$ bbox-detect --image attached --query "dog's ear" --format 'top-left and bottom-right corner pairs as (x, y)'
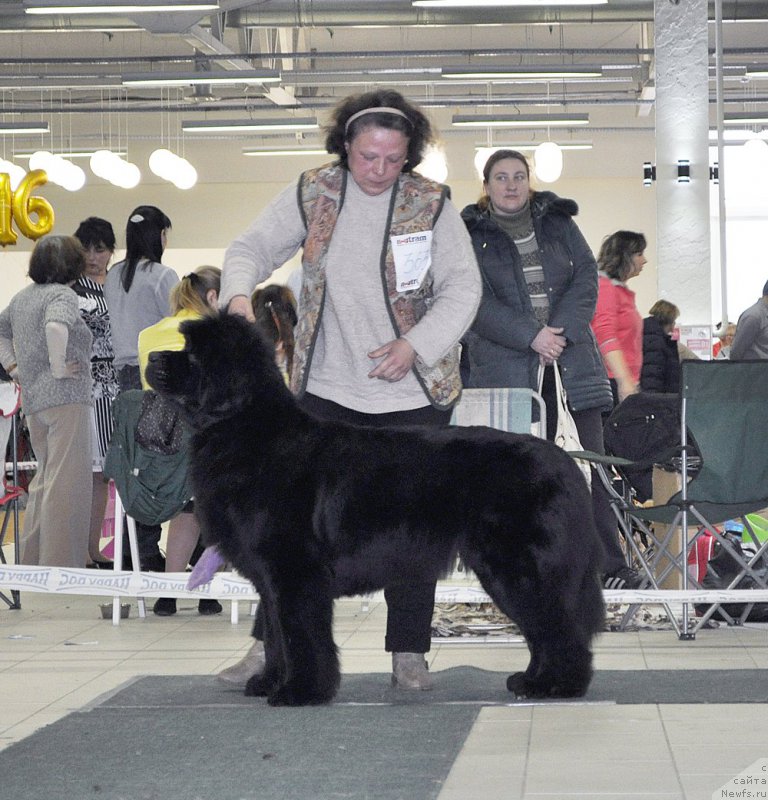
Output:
(166, 313), (296, 426)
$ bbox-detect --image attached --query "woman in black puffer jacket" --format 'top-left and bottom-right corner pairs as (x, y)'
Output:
(640, 299), (681, 394)
(461, 148), (640, 591)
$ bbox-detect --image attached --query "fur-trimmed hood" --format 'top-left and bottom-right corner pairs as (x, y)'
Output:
(461, 190), (579, 232)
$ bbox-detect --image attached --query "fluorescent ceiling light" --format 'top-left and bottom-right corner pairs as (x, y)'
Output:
(476, 142), (592, 151)
(15, 148), (126, 158)
(25, 0), (217, 13)
(182, 118), (319, 133)
(0, 121), (50, 135)
(0, 77), (119, 91)
(723, 112), (768, 125)
(442, 66), (602, 80)
(242, 147), (328, 157)
(413, 0), (606, 7)
(453, 113), (589, 128)
(281, 69), (442, 88)
(744, 66), (768, 78)
(122, 69), (280, 87)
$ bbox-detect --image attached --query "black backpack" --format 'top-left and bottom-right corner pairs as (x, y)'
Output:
(603, 392), (698, 502)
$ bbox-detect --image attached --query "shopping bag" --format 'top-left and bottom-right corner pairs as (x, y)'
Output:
(539, 363), (592, 489)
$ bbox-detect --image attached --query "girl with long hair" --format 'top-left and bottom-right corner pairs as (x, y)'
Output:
(138, 266), (223, 616)
(104, 205), (177, 571)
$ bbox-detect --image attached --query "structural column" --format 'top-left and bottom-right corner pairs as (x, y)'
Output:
(654, 0), (711, 325)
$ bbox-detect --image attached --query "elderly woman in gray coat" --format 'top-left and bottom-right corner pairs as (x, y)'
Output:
(461, 148), (640, 591)
(0, 235), (93, 567)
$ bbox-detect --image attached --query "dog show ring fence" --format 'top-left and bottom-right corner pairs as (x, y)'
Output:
(1, 485), (767, 627)
(4, 556), (768, 627)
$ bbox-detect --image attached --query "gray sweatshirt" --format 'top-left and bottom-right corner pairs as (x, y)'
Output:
(104, 258), (179, 369)
(221, 175), (481, 413)
(0, 283), (92, 415)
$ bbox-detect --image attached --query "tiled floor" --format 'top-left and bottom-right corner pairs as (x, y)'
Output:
(1, 591), (767, 800)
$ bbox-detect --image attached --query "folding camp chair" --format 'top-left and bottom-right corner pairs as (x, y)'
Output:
(1, 384), (23, 610)
(0, 477), (23, 610)
(576, 359), (768, 639)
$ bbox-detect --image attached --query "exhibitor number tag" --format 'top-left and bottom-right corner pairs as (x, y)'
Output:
(390, 230), (432, 292)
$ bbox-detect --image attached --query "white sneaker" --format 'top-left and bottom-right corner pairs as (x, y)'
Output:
(217, 640), (266, 686)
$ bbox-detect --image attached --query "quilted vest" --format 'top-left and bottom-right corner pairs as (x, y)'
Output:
(292, 163), (462, 409)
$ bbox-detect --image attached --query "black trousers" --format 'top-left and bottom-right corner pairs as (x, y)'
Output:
(251, 392), (451, 654)
(539, 366), (626, 573)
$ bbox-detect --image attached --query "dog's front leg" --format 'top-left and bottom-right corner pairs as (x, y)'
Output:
(263, 557), (340, 707)
(243, 604), (284, 698)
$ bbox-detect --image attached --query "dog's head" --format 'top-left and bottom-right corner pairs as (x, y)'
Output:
(146, 313), (291, 428)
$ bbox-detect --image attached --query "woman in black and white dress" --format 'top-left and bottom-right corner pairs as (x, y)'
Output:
(73, 217), (119, 567)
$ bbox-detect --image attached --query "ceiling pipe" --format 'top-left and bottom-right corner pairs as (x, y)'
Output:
(5, 92), (768, 116)
(180, 0), (768, 28)
(7, 44), (768, 69)
(5, 1), (768, 31)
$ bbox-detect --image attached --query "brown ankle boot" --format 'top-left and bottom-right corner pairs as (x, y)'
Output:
(217, 640), (266, 687)
(391, 652), (432, 690)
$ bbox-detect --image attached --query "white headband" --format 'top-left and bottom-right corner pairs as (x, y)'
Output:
(344, 106), (413, 134)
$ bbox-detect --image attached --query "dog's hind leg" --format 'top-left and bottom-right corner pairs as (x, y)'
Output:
(505, 612), (594, 699)
(470, 560), (598, 699)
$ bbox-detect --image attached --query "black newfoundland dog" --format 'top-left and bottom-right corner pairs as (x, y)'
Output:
(146, 314), (605, 706)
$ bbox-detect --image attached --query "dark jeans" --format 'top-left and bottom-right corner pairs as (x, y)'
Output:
(540, 366), (625, 574)
(117, 364), (163, 568)
(251, 392), (451, 654)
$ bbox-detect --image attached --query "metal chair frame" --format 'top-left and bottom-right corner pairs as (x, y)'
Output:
(1, 409), (24, 610)
(576, 359), (768, 639)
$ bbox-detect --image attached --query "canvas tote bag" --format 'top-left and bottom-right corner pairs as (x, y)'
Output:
(538, 363), (592, 490)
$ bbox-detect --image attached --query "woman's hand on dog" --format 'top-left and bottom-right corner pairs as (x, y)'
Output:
(367, 338), (416, 382)
(227, 294), (256, 322)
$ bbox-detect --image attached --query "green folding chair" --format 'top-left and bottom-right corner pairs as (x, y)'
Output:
(574, 359), (768, 638)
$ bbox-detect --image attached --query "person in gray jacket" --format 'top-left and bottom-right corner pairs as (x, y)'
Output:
(0, 235), (93, 567)
(461, 148), (641, 590)
(730, 279), (768, 361)
(220, 89), (481, 691)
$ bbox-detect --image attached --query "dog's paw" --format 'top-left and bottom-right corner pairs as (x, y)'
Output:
(267, 681), (335, 707)
(506, 671), (532, 698)
(506, 672), (589, 699)
(244, 674), (274, 697)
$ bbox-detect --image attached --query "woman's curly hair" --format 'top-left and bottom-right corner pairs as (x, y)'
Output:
(324, 89), (434, 172)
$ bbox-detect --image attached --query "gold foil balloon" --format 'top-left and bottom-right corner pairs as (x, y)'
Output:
(0, 172), (18, 246)
(13, 169), (54, 241)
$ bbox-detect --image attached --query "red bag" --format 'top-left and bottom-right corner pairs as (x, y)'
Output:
(99, 480), (117, 560)
(687, 529), (716, 583)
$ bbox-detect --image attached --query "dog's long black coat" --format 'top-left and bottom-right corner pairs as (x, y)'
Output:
(146, 314), (605, 706)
